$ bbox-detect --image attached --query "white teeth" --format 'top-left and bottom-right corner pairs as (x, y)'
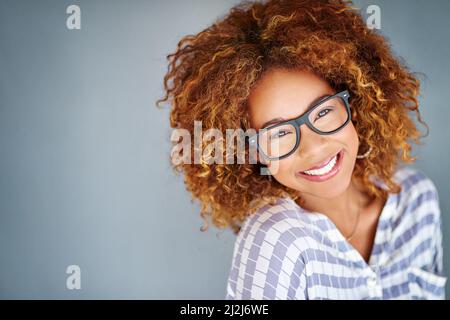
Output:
(303, 154), (338, 176)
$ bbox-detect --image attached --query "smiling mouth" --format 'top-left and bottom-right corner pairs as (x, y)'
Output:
(302, 149), (342, 172)
(296, 149), (344, 180)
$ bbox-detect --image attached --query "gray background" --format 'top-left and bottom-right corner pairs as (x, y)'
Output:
(0, 0), (448, 299)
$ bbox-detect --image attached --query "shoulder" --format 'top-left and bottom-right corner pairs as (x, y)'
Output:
(394, 166), (439, 197)
(237, 197), (319, 253)
(229, 196), (326, 277)
(389, 166), (441, 235)
(393, 166), (440, 210)
(226, 197), (312, 299)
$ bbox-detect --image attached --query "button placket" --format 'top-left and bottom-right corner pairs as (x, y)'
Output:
(366, 275), (377, 287)
(364, 266), (382, 298)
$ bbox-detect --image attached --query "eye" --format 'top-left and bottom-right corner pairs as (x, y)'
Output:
(271, 130), (292, 139)
(316, 108), (332, 120)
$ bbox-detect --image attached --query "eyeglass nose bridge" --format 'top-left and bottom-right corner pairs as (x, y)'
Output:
(288, 116), (316, 158)
(292, 114), (308, 127)
(290, 111), (321, 139)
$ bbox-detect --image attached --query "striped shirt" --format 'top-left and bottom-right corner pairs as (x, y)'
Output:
(225, 166), (446, 299)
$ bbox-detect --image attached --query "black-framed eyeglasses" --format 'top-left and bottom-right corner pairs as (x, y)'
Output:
(249, 90), (351, 161)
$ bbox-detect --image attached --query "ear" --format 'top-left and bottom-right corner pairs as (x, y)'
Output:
(351, 106), (358, 121)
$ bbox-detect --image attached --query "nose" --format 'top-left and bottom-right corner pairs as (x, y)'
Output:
(295, 123), (329, 158)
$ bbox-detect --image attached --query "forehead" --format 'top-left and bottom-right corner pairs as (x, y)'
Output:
(248, 68), (334, 129)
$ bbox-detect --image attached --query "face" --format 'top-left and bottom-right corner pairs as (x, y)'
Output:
(248, 68), (359, 199)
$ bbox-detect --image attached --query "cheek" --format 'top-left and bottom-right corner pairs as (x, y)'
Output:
(344, 123), (359, 154)
(327, 124), (359, 182)
(269, 157), (295, 178)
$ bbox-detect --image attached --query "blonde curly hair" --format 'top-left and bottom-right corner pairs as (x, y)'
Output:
(156, 0), (429, 235)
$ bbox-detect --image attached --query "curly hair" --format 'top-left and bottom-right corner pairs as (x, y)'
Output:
(156, 0), (429, 235)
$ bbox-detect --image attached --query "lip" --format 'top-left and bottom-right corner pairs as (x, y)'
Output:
(296, 149), (344, 182)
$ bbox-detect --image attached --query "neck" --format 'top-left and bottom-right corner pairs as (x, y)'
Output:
(298, 177), (370, 233)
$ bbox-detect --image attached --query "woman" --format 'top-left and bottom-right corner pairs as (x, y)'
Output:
(157, 0), (446, 299)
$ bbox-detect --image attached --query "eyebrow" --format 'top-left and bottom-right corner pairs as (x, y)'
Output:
(260, 93), (333, 129)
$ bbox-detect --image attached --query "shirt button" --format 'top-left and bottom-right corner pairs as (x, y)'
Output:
(367, 276), (377, 287)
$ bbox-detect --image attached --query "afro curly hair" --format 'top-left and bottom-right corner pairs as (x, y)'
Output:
(156, 0), (429, 235)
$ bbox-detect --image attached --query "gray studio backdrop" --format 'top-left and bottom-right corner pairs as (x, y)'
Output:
(0, 0), (449, 299)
